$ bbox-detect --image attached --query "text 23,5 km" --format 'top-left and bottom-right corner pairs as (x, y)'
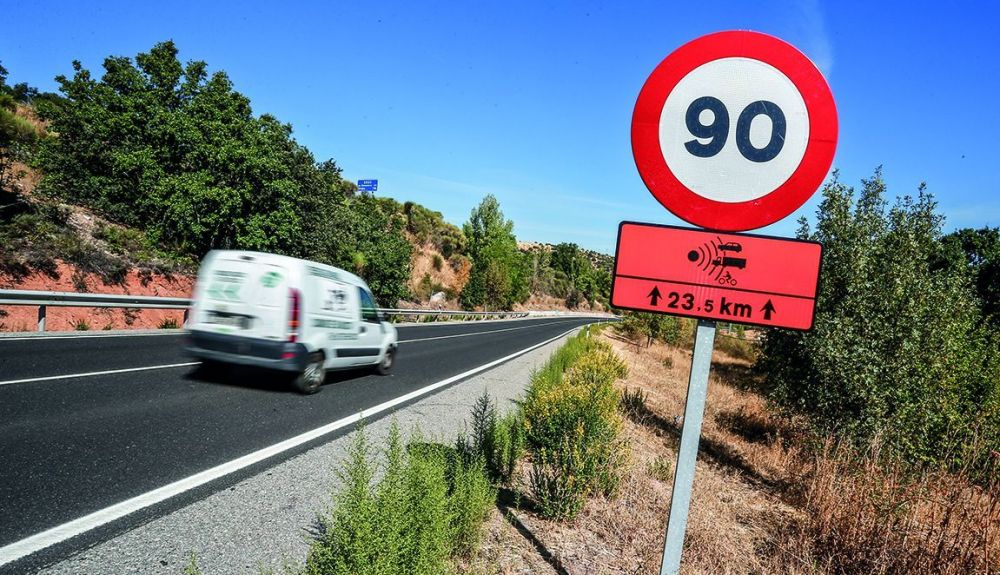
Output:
(651, 288), (758, 319)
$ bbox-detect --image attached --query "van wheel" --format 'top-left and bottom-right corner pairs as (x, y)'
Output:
(294, 352), (326, 394)
(376, 347), (395, 375)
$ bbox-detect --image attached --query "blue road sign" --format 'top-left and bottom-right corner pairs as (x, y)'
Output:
(357, 179), (378, 192)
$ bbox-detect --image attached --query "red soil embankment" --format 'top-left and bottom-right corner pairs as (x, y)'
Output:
(0, 262), (194, 332)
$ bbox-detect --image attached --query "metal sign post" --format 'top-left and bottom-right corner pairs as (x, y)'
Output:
(659, 320), (716, 575)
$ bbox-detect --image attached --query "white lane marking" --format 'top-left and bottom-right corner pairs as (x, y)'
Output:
(398, 319), (568, 343)
(0, 332), (184, 342)
(0, 363), (199, 387)
(0, 325), (587, 567)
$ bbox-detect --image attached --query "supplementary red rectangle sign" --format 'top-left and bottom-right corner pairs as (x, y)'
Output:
(611, 222), (822, 330)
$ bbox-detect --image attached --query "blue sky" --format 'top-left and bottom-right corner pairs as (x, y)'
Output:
(2, 1), (997, 254)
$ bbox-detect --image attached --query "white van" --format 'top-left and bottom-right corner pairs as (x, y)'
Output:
(184, 250), (398, 394)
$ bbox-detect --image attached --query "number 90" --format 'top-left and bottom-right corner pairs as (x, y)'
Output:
(684, 97), (786, 163)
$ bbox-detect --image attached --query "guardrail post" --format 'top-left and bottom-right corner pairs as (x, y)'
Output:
(183, 308), (189, 327)
(37, 305), (46, 332)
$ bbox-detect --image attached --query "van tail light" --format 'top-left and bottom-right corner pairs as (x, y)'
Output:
(288, 288), (301, 342)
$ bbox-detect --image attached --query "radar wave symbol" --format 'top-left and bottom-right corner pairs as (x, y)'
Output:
(686, 237), (725, 278)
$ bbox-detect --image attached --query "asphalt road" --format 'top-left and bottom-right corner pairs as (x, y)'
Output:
(0, 316), (596, 570)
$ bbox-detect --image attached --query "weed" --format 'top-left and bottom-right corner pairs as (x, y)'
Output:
(71, 269), (88, 292)
(122, 307), (140, 326)
(647, 456), (673, 482)
(456, 392), (525, 485)
(306, 421), (498, 575)
(70, 317), (90, 331)
(182, 552), (202, 575)
(102, 322), (114, 331)
(662, 356), (674, 369)
(620, 387), (649, 421)
(159, 317), (180, 329)
(432, 253), (444, 271)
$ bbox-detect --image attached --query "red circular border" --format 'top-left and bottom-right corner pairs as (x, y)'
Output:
(631, 31), (838, 231)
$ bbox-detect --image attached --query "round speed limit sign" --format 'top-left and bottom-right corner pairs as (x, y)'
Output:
(632, 31), (837, 231)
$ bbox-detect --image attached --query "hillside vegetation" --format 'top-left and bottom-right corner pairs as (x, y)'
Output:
(0, 43), (613, 311)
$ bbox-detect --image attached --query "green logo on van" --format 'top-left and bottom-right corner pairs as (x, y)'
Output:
(260, 271), (283, 288)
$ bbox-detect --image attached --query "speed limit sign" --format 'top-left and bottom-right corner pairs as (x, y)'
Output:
(631, 30), (837, 231)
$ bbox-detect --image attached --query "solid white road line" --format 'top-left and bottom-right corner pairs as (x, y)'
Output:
(0, 331), (184, 342)
(0, 363), (200, 387)
(0, 325), (586, 567)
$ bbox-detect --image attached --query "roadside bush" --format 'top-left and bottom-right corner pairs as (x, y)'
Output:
(158, 317), (179, 329)
(758, 170), (1000, 475)
(522, 331), (629, 519)
(529, 436), (589, 520)
(615, 312), (683, 348)
(714, 333), (758, 362)
(456, 392), (525, 485)
(305, 422), (497, 575)
(446, 456), (495, 557)
(431, 253), (443, 271)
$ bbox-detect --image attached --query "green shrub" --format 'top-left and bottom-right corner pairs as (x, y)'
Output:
(529, 437), (588, 520)
(306, 422), (497, 574)
(70, 317), (90, 331)
(714, 333), (758, 362)
(158, 317), (179, 329)
(522, 332), (629, 519)
(447, 456), (495, 557)
(456, 392), (526, 485)
(431, 253), (444, 271)
(616, 312), (683, 347)
(647, 456), (673, 482)
(758, 170), (1000, 475)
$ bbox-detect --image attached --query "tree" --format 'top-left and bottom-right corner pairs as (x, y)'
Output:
(309, 196), (412, 306)
(0, 93), (38, 194)
(460, 195), (527, 310)
(934, 227), (1000, 325)
(34, 41), (315, 256)
(757, 169), (1000, 473)
(28, 41), (414, 303)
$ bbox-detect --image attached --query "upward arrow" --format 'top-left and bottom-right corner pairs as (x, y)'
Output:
(648, 286), (662, 307)
(761, 299), (776, 320)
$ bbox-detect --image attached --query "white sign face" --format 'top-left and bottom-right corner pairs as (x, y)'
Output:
(658, 57), (809, 203)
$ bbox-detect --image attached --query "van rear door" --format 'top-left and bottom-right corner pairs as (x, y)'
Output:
(197, 255), (290, 341)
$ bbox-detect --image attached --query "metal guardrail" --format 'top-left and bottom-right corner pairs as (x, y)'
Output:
(379, 309), (528, 322)
(0, 289), (530, 332)
(0, 289), (192, 332)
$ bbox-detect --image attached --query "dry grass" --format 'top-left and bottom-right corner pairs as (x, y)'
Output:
(465, 331), (999, 574)
(799, 440), (998, 575)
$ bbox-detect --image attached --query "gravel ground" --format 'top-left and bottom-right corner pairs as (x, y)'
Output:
(36, 329), (580, 575)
